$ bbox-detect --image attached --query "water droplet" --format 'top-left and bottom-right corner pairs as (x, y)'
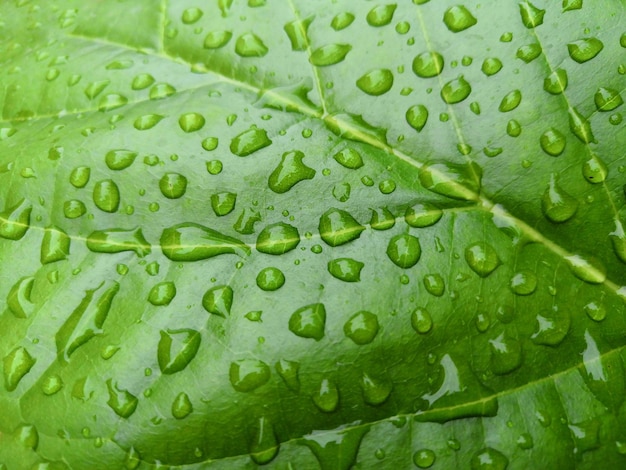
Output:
(105, 149), (137, 171)
(568, 38), (604, 63)
(498, 90), (522, 112)
(235, 33), (268, 57)
(98, 93), (128, 112)
(366, 4), (396, 26)
(289, 303), (326, 340)
(148, 282), (176, 306)
(443, 5), (477, 32)
(255, 222), (300, 255)
(160, 222), (249, 260)
(489, 332), (522, 374)
(441, 76), (471, 104)
(3, 346), (35, 391)
(563, 0), (583, 11)
(516, 43), (542, 62)
(423, 273), (445, 296)
(331, 12), (355, 31)
(149, 83), (176, 100)
(582, 156), (608, 183)
(396, 21), (410, 34)
(275, 359), (300, 391)
(565, 254), (606, 284)
(41, 226), (70, 264)
(106, 379), (138, 418)
(319, 208), (365, 246)
(344, 311), (379, 345)
(569, 419), (601, 454)
(204, 30), (232, 48)
(178, 113), (205, 133)
(481, 58), (502, 76)
(230, 359), (270, 392)
(92, 179), (120, 213)
(182, 7), (203, 24)
(541, 174), (578, 223)
(69, 166), (90, 188)
(405, 104), (428, 132)
(506, 119), (522, 137)
(313, 378), (339, 412)
(158, 328), (201, 374)
(465, 242), (500, 277)
(569, 107), (596, 143)
(531, 309), (570, 346)
(361, 372), (392, 406)
(87, 227), (151, 257)
(370, 207), (395, 230)
(133, 114), (164, 130)
(413, 449), (436, 468)
(42, 374), (63, 395)
(249, 416), (279, 464)
(412, 51), (444, 78)
(539, 128), (566, 156)
(404, 202), (442, 227)
(210, 192), (237, 216)
(542, 68), (568, 95)
(131, 73), (154, 90)
(171, 392), (193, 420)
(519, 1), (545, 28)
(157, 173), (187, 199)
(84, 80), (109, 99)
(284, 16), (312, 51)
(202, 285), (233, 317)
(7, 277), (34, 318)
(584, 301), (606, 322)
(268, 150), (315, 193)
(256, 267), (285, 291)
(63, 199), (86, 219)
(386, 234), (421, 268)
(594, 87), (623, 111)
(411, 308), (433, 334)
(303, 422), (369, 469)
(234, 207), (262, 234)
(230, 126), (272, 156)
(419, 161), (482, 200)
(328, 258), (364, 282)
(356, 68), (394, 96)
(0, 199), (31, 240)
(378, 179), (396, 194)
(333, 148), (363, 169)
(471, 447), (509, 470)
(310, 43), (351, 66)
(510, 270), (537, 295)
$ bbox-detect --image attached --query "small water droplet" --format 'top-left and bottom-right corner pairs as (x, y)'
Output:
(333, 148), (363, 169)
(405, 202), (443, 228)
(149, 83), (176, 100)
(42, 374), (63, 395)
(516, 43), (542, 62)
(105, 149), (137, 170)
(361, 372), (392, 405)
(256, 267), (285, 291)
(235, 33), (268, 57)
(369, 207), (395, 230)
(443, 5), (477, 32)
(230, 126), (272, 156)
(489, 332), (522, 374)
(543, 68), (568, 94)
(327, 258), (364, 282)
(289, 303), (326, 340)
(171, 391), (193, 419)
(366, 4), (396, 27)
(423, 273), (445, 296)
(178, 112), (205, 133)
(182, 7), (203, 24)
(133, 114), (164, 130)
(481, 58), (503, 76)
(256, 222), (300, 254)
(406, 104), (428, 132)
(344, 311), (379, 345)
(506, 119), (522, 137)
(93, 179), (120, 212)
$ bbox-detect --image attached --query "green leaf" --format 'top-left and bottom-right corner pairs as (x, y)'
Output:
(0, 1), (625, 468)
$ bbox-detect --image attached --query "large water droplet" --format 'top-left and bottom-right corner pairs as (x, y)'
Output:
(584, 301), (606, 322)
(98, 94), (128, 112)
(594, 87), (623, 111)
(328, 258), (364, 282)
(319, 208), (365, 246)
(531, 309), (570, 346)
(105, 149), (137, 170)
(412, 52), (444, 78)
(333, 148), (363, 169)
(133, 114), (164, 131)
(289, 303), (326, 340)
(202, 285), (233, 317)
(69, 166), (90, 187)
(370, 207), (395, 230)
(160, 223), (249, 260)
(310, 44), (351, 66)
(489, 332), (522, 374)
(362, 372), (392, 405)
(516, 43), (542, 63)
(256, 222), (300, 254)
(87, 228), (151, 257)
(411, 308), (433, 334)
(230, 126), (272, 156)
(303, 422), (369, 470)
(182, 7), (203, 24)
(568, 38), (604, 63)
(313, 378), (339, 412)
(158, 328), (201, 374)
(470, 447), (509, 470)
(543, 69), (568, 94)
(565, 254), (606, 284)
(405, 202), (442, 227)
(582, 156), (608, 183)
(64, 199), (86, 219)
(424, 273), (445, 296)
(235, 33), (268, 57)
(55, 281), (120, 361)
(510, 270), (537, 295)
(131, 73), (154, 90)
(269, 150), (315, 193)
(178, 113), (205, 133)
(419, 161), (482, 200)
(249, 416), (279, 464)
(256, 267), (285, 291)
(610, 219), (626, 264)
(386, 234), (421, 268)
(230, 359), (271, 392)
(41, 226), (70, 264)
(284, 16), (313, 51)
(276, 359), (300, 392)
(465, 242), (500, 277)
(481, 58), (503, 76)
(15, 423), (39, 450)
(541, 174), (578, 223)
(441, 76), (471, 104)
(148, 282), (176, 306)
(498, 90), (522, 112)
(413, 449), (436, 468)
(211, 192), (237, 216)
(106, 379), (138, 418)
(356, 69), (394, 96)
(366, 4), (396, 26)
(204, 30), (232, 49)
(540, 128), (566, 156)
(158, 173), (187, 199)
(344, 311), (379, 345)
(0, 199), (31, 240)
(3, 346), (36, 391)
(171, 392), (193, 419)
(7, 277), (34, 318)
(568, 107), (596, 143)
(93, 179), (120, 212)
(443, 5), (477, 32)
(331, 12), (355, 31)
(406, 104), (428, 132)
(149, 83), (176, 100)
(519, 1), (545, 28)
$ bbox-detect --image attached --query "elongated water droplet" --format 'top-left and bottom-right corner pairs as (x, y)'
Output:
(276, 359), (300, 391)
(149, 83), (176, 100)
(367, 4), (396, 26)
(204, 30), (232, 48)
(98, 94), (128, 112)
(568, 38), (604, 63)
(284, 16), (312, 51)
(55, 281), (120, 361)
(0, 199), (31, 240)
(87, 228), (151, 257)
(269, 150), (315, 193)
(84, 80), (109, 99)
(481, 58), (502, 76)
(499, 90), (522, 112)
(328, 258), (364, 282)
(411, 308), (433, 334)
(542, 174), (578, 223)
(333, 148), (363, 169)
(148, 282), (176, 306)
(230, 126), (272, 156)
(582, 156), (608, 183)
(565, 254), (606, 284)
(344, 311), (379, 345)
(235, 33), (268, 57)
(419, 161), (482, 200)
(106, 379), (138, 418)
(405, 202), (442, 227)
(540, 128), (566, 156)
(3, 346), (35, 391)
(160, 222), (249, 260)
(610, 219), (626, 264)
(158, 328), (201, 374)
(230, 359), (270, 392)
(331, 12), (355, 31)
(423, 274), (445, 296)
(250, 416), (279, 464)
(289, 303), (326, 340)
(370, 207), (395, 230)
(387, 233), (421, 268)
(443, 5), (477, 32)
(362, 372), (392, 405)
(406, 105), (428, 132)
(256, 222), (300, 254)
(310, 44), (351, 66)
(594, 87), (623, 111)
(313, 378), (339, 412)
(202, 285), (233, 317)
(471, 448), (509, 470)
(93, 180), (120, 212)
(569, 107), (596, 143)
(182, 7), (203, 24)
(41, 226), (70, 264)
(133, 114), (164, 130)
(543, 69), (568, 94)
(584, 301), (606, 322)
(319, 208), (365, 246)
(465, 242), (500, 277)
(412, 52), (444, 78)
(171, 392), (193, 419)
(531, 309), (570, 346)
(105, 149), (137, 170)
(7, 277), (34, 318)
(519, 1), (545, 28)
(356, 69), (394, 96)
(441, 76), (471, 104)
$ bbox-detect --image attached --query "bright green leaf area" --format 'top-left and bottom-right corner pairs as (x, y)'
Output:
(1, 0), (625, 468)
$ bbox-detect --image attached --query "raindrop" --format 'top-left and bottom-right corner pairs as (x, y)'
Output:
(481, 58), (502, 76)
(412, 51), (444, 78)
(386, 234), (421, 268)
(543, 69), (568, 94)
(256, 267), (285, 291)
(276, 359), (300, 392)
(235, 33), (268, 57)
(519, 1), (545, 28)
(69, 166), (90, 187)
(178, 113), (205, 133)
(87, 228), (151, 257)
(405, 202), (442, 227)
(160, 222), (249, 260)
(443, 5), (477, 32)
(594, 87), (623, 111)
(540, 128), (566, 156)
(230, 359), (271, 392)
(516, 43), (542, 62)
(331, 12), (355, 31)
(423, 274), (445, 296)
(256, 222), (300, 254)
(230, 126), (272, 156)
(569, 107), (596, 143)
(319, 208), (365, 246)
(541, 174), (578, 223)
(284, 17), (312, 51)
(93, 180), (120, 212)
(133, 114), (164, 130)
(269, 151), (315, 193)
(366, 4), (397, 27)
(411, 308), (433, 334)
(204, 30), (232, 48)
(499, 90), (522, 112)
(406, 105), (428, 132)
(531, 309), (570, 346)
(328, 258), (364, 282)
(413, 449), (436, 468)
(361, 372), (392, 405)
(313, 378), (339, 412)
(568, 38), (604, 63)
(211, 192), (237, 216)
(343, 311), (379, 345)
(105, 149), (137, 170)
(106, 380), (138, 418)
(333, 148), (363, 169)
(419, 160), (482, 200)
(40, 226), (70, 264)
(0, 199), (32, 240)
(289, 303), (326, 340)
(202, 285), (233, 317)
(565, 254), (606, 284)
(171, 392), (193, 419)
(370, 207), (395, 230)
(356, 69), (394, 96)
(3, 346), (36, 391)
(310, 44), (351, 66)
(510, 270), (537, 295)
(148, 282), (176, 306)
(582, 156), (608, 183)
(465, 242), (500, 277)
(158, 329), (201, 374)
